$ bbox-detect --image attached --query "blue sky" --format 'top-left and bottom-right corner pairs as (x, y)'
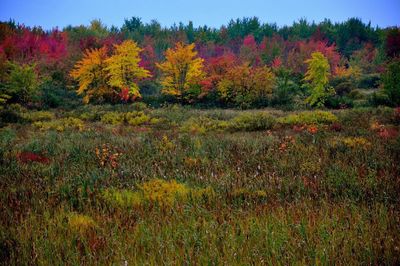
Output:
(0, 0), (399, 29)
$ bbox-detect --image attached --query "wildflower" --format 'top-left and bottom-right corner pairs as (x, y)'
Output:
(95, 144), (122, 169)
(307, 125), (318, 134)
(158, 135), (175, 152)
(279, 136), (295, 152)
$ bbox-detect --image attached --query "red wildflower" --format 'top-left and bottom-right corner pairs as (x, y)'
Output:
(271, 57), (282, 69)
(307, 125), (318, 134)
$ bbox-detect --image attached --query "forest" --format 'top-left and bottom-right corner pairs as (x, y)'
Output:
(0, 16), (400, 265)
(0, 17), (399, 110)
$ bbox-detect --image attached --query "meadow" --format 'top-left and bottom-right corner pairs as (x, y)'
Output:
(1, 104), (399, 265)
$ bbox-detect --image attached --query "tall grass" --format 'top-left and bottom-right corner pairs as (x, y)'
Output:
(0, 105), (399, 264)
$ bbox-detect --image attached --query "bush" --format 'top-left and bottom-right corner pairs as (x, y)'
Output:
(227, 112), (275, 131)
(0, 104), (26, 124)
(357, 74), (380, 89)
(33, 117), (84, 131)
(368, 90), (391, 106)
(100, 112), (125, 125)
(102, 179), (214, 208)
(21, 111), (54, 122)
(277, 110), (338, 125)
(325, 95), (354, 109)
(38, 79), (80, 109)
(125, 111), (150, 126)
(2, 62), (40, 105)
(382, 60), (400, 106)
(100, 111), (152, 126)
(330, 76), (356, 96)
(180, 116), (227, 134)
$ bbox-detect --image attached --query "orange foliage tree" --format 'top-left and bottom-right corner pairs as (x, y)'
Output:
(70, 46), (109, 103)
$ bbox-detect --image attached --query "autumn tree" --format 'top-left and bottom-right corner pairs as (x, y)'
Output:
(200, 52), (237, 97)
(157, 42), (205, 101)
(239, 35), (260, 66)
(70, 46), (109, 103)
(303, 52), (334, 107)
(105, 40), (151, 100)
(217, 63), (275, 107)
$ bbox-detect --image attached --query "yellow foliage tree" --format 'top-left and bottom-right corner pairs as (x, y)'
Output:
(70, 46), (109, 103)
(156, 42), (204, 100)
(105, 40), (151, 99)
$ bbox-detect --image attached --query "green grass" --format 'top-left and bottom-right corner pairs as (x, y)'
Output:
(0, 105), (399, 265)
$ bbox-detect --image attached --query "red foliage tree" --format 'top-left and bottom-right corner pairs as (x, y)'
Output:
(200, 52), (237, 96)
(239, 34), (260, 65)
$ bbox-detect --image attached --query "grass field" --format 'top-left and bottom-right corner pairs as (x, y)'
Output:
(1, 104), (399, 265)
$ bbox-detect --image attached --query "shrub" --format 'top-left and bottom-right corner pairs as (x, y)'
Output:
(180, 116), (227, 134)
(368, 90), (391, 106)
(100, 112), (125, 125)
(329, 136), (371, 150)
(102, 189), (142, 208)
(0, 103), (26, 124)
(325, 95), (354, 109)
(357, 74), (380, 89)
(230, 188), (268, 203)
(102, 179), (215, 208)
(21, 111), (54, 122)
(125, 111), (150, 126)
(227, 112), (275, 131)
(382, 60), (400, 106)
(100, 111), (152, 126)
(67, 213), (98, 235)
(277, 110), (338, 125)
(2, 62), (40, 104)
(324, 166), (361, 200)
(33, 117), (84, 131)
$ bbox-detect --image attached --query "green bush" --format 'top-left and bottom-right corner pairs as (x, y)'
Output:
(180, 116), (227, 134)
(100, 110), (152, 126)
(2, 62), (40, 104)
(227, 112), (275, 131)
(125, 111), (150, 126)
(33, 117), (84, 131)
(382, 60), (400, 106)
(368, 90), (391, 106)
(357, 74), (380, 89)
(100, 112), (125, 125)
(21, 111), (55, 122)
(277, 110), (338, 125)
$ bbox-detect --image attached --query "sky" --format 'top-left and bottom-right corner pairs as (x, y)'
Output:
(0, 0), (399, 30)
